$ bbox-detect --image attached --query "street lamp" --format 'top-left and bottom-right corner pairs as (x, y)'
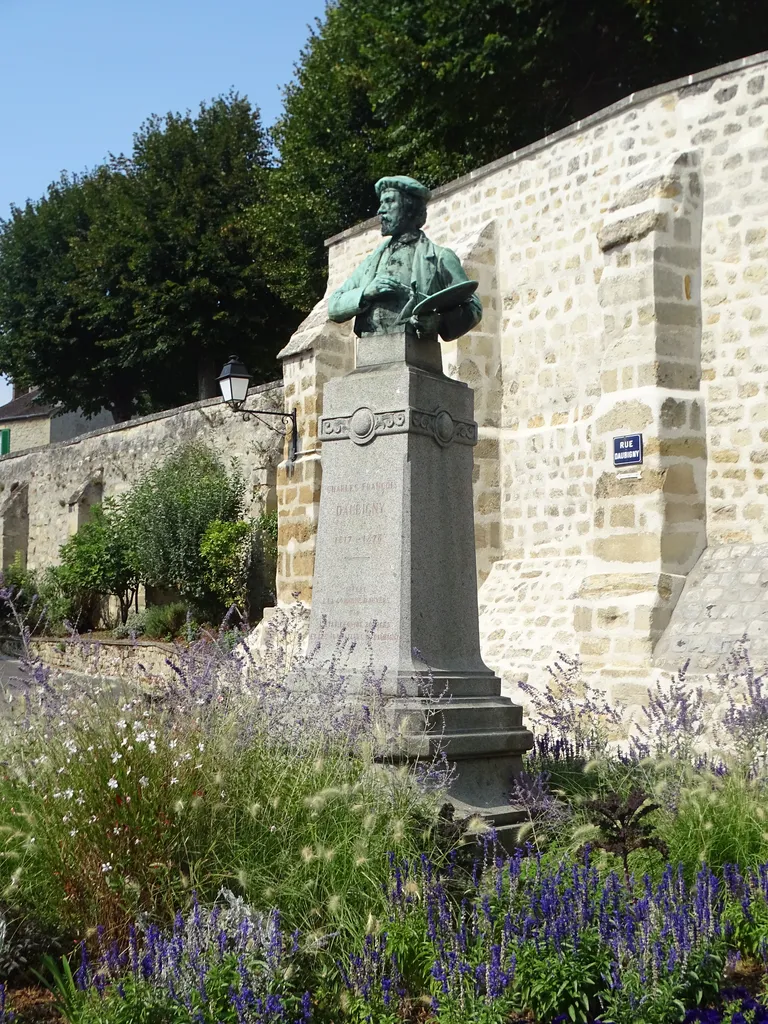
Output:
(217, 354), (298, 464)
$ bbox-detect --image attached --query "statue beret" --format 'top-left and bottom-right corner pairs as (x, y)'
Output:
(374, 175), (431, 202)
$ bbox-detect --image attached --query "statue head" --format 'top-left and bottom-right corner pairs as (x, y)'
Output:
(374, 176), (431, 237)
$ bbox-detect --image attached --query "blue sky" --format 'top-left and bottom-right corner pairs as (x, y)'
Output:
(0, 0), (326, 405)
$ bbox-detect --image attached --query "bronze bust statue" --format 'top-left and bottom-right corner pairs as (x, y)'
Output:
(328, 175), (482, 343)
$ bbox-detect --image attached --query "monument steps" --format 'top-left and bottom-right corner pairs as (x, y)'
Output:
(389, 696), (526, 733)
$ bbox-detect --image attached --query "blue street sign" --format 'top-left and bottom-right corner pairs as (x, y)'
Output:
(613, 433), (643, 467)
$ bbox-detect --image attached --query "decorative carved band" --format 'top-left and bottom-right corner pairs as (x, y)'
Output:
(319, 406), (477, 447)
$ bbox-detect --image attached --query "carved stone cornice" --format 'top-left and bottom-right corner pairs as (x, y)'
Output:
(319, 406), (477, 447)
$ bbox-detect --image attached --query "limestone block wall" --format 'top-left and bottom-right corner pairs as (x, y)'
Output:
(276, 50), (768, 703)
(0, 383), (283, 574)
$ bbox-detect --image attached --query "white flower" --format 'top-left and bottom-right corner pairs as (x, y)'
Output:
(69, 829), (78, 837)
(107, 778), (118, 790)
(148, 741), (156, 754)
(116, 720), (127, 730)
(101, 862), (112, 873)
(139, 776), (149, 787)
(170, 777), (178, 785)
(111, 752), (122, 763)
(197, 743), (205, 752)
(134, 731), (148, 744)
(169, 739), (177, 750)
(64, 788), (73, 800)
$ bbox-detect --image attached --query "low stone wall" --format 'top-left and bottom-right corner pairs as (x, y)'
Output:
(32, 637), (179, 685)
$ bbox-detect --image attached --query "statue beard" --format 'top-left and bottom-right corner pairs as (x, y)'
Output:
(381, 213), (418, 237)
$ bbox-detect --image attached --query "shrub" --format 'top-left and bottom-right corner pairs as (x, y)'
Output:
(659, 769), (768, 879)
(111, 609), (146, 640)
(56, 501), (139, 627)
(255, 507), (278, 563)
(121, 442), (245, 611)
(518, 652), (624, 758)
(0, 556), (76, 636)
(199, 518), (253, 615)
(143, 601), (194, 640)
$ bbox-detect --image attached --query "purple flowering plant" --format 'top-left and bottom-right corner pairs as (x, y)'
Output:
(335, 841), (768, 1024)
(50, 889), (312, 1024)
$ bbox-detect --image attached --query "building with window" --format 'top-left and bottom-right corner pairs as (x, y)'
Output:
(0, 388), (113, 455)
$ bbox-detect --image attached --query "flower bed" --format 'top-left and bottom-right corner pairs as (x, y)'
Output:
(0, 602), (768, 1022)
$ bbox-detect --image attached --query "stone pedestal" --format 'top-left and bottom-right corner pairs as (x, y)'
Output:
(308, 329), (533, 838)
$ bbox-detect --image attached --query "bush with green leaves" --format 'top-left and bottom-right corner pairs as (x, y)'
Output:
(142, 601), (195, 641)
(199, 519), (253, 615)
(111, 609), (146, 640)
(56, 501), (138, 627)
(121, 443), (245, 614)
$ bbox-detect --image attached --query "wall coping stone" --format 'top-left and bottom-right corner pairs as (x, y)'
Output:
(0, 380), (283, 465)
(324, 48), (768, 247)
(33, 637), (176, 653)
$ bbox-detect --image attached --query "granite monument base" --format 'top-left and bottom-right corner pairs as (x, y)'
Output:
(307, 330), (533, 841)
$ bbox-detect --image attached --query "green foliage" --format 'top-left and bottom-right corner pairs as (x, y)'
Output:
(255, 508), (278, 563)
(0, 678), (445, 946)
(143, 602), (195, 641)
(0, 93), (297, 417)
(122, 442), (246, 609)
(0, 553), (40, 627)
(112, 609), (147, 639)
(199, 519), (253, 613)
(659, 769), (768, 880)
(120, 92), (298, 400)
(266, 0), (768, 310)
(0, 555), (76, 636)
(56, 502), (138, 626)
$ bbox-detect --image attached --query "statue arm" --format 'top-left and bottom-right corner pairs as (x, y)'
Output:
(327, 252), (377, 324)
(435, 247), (483, 342)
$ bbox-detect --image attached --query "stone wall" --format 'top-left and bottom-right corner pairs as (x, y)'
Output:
(277, 50), (768, 710)
(0, 382), (284, 572)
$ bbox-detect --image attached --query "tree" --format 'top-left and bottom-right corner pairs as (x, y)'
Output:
(121, 442), (246, 610)
(0, 170), (154, 423)
(265, 0), (768, 309)
(56, 501), (139, 625)
(0, 93), (298, 418)
(125, 92), (297, 399)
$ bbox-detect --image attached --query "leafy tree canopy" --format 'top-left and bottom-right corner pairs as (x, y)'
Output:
(0, 93), (298, 421)
(264, 0), (768, 309)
